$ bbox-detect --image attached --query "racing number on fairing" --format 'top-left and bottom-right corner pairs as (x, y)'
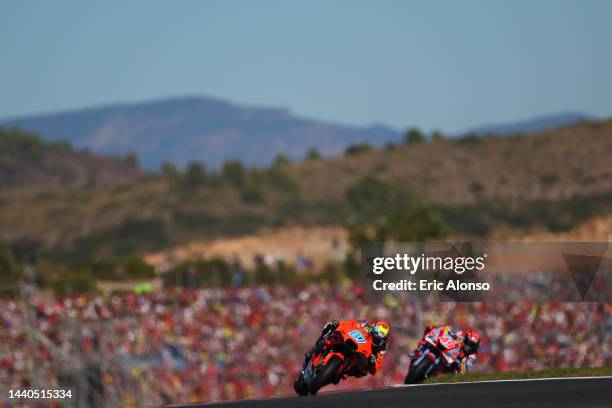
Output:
(349, 329), (366, 344)
(439, 336), (455, 349)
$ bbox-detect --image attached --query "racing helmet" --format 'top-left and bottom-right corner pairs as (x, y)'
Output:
(462, 328), (481, 354)
(371, 321), (390, 347)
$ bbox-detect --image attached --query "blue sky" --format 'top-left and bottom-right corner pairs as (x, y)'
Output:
(1, 0), (611, 132)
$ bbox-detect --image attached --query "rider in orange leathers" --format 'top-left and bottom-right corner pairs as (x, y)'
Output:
(304, 319), (390, 376)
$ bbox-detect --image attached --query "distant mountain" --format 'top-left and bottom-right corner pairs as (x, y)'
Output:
(465, 112), (593, 136)
(1, 96), (403, 169)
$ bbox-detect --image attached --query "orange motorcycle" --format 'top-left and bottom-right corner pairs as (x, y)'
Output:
(294, 321), (373, 395)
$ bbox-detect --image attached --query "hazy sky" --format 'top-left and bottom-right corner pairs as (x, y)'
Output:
(1, 0), (611, 132)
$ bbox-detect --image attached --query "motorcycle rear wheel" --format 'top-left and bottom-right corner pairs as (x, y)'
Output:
(310, 355), (343, 395)
(405, 358), (434, 384)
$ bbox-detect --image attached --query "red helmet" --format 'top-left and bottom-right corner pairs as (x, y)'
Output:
(463, 328), (481, 354)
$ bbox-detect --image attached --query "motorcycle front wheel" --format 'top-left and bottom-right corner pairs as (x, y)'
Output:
(309, 355), (343, 395)
(404, 358), (434, 384)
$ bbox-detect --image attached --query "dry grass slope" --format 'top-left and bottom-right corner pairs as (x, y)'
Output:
(294, 120), (612, 206)
(1, 119), (611, 258)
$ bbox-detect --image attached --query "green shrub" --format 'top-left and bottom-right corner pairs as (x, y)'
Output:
(240, 184), (265, 204)
(0, 242), (18, 282)
(36, 261), (95, 296)
(161, 161), (179, 178)
(59, 218), (170, 262)
(163, 257), (232, 288)
(306, 148), (322, 161)
(222, 160), (246, 187)
(265, 165), (300, 193)
(179, 161), (207, 189)
(0, 128), (47, 161)
(88, 257), (154, 280)
(404, 127), (425, 144)
(273, 154), (291, 166)
(345, 175), (447, 246)
(431, 130), (444, 142)
(345, 143), (373, 155)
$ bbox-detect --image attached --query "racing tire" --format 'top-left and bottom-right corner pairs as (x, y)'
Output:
(404, 358), (434, 384)
(293, 377), (308, 396)
(310, 355), (343, 395)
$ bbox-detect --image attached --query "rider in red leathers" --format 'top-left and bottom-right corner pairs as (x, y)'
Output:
(410, 325), (481, 374)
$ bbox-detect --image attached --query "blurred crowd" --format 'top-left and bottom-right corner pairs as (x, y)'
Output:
(1, 282), (610, 406)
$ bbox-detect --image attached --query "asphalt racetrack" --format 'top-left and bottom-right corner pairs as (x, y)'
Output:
(177, 377), (612, 408)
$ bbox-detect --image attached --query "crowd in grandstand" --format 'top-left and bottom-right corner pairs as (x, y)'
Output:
(1, 278), (610, 406)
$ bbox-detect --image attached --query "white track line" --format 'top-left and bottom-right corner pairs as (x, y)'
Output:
(390, 375), (612, 388)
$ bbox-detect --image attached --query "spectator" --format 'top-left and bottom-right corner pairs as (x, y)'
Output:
(0, 281), (610, 405)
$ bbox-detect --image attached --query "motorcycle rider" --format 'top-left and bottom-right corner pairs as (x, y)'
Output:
(457, 328), (481, 373)
(410, 325), (481, 374)
(304, 319), (390, 376)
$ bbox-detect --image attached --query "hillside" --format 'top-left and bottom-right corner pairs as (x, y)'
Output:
(0, 96), (402, 169)
(0, 128), (146, 195)
(0, 119), (610, 260)
(293, 119), (612, 205)
(465, 112), (592, 135)
(145, 213), (612, 272)
(145, 226), (348, 271)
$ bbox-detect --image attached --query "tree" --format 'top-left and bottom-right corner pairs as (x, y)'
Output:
(161, 160), (179, 178)
(0, 242), (16, 280)
(266, 165), (300, 194)
(273, 153), (291, 166)
(345, 176), (446, 246)
(50, 140), (72, 153)
(404, 127), (424, 144)
(240, 184), (265, 204)
(222, 159), (246, 187)
(0, 242), (21, 297)
(117, 257), (155, 278)
(431, 129), (444, 142)
(204, 169), (224, 187)
(344, 142), (372, 155)
(306, 147), (322, 161)
(181, 161), (206, 189)
(0, 128), (45, 161)
(125, 151), (139, 167)
(264, 155), (299, 193)
(458, 132), (481, 145)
